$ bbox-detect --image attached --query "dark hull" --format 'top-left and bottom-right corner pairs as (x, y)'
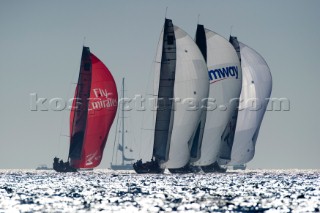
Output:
(53, 166), (77, 173)
(53, 158), (77, 173)
(201, 162), (227, 173)
(133, 161), (164, 174)
(169, 164), (202, 174)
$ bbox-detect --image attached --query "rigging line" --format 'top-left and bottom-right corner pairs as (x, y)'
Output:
(139, 41), (160, 160)
(57, 44), (90, 161)
(83, 36), (86, 47)
(123, 79), (138, 162)
(197, 14), (200, 25)
(67, 46), (86, 161)
(165, 7), (168, 18)
(56, 110), (64, 157)
(56, 66), (79, 160)
(230, 25), (233, 37)
(138, 18), (165, 160)
(115, 119), (121, 164)
(121, 78), (125, 166)
(111, 93), (121, 165)
(127, 109), (136, 161)
(116, 78), (126, 165)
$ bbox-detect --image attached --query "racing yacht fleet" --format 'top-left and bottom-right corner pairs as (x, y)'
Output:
(133, 18), (272, 173)
(53, 18), (271, 173)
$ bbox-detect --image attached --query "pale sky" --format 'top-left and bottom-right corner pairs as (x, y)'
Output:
(0, 0), (319, 169)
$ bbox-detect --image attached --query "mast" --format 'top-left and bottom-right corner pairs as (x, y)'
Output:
(229, 36), (241, 63)
(121, 77), (125, 165)
(195, 24), (207, 62)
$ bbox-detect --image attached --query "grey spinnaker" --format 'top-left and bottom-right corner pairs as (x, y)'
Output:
(222, 38), (272, 165)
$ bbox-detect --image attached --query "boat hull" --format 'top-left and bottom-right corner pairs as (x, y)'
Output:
(168, 164), (201, 174)
(133, 160), (164, 174)
(201, 162), (227, 173)
(53, 164), (77, 173)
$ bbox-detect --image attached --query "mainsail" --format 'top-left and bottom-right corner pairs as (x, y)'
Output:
(69, 47), (118, 169)
(223, 37), (272, 165)
(192, 25), (242, 168)
(152, 19), (176, 162)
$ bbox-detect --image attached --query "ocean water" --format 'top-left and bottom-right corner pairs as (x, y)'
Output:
(0, 169), (319, 212)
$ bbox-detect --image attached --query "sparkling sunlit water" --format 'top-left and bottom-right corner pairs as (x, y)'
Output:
(0, 169), (319, 212)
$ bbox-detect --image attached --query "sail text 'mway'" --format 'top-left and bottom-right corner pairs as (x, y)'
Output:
(208, 66), (239, 82)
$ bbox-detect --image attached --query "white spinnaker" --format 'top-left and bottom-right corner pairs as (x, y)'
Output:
(163, 26), (209, 168)
(228, 42), (272, 165)
(192, 29), (242, 166)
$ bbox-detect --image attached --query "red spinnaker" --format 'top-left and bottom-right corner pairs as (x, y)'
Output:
(69, 47), (118, 168)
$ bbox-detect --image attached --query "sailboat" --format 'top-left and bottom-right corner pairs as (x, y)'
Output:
(133, 18), (209, 174)
(218, 36), (272, 166)
(110, 78), (135, 170)
(53, 46), (118, 172)
(191, 24), (242, 172)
